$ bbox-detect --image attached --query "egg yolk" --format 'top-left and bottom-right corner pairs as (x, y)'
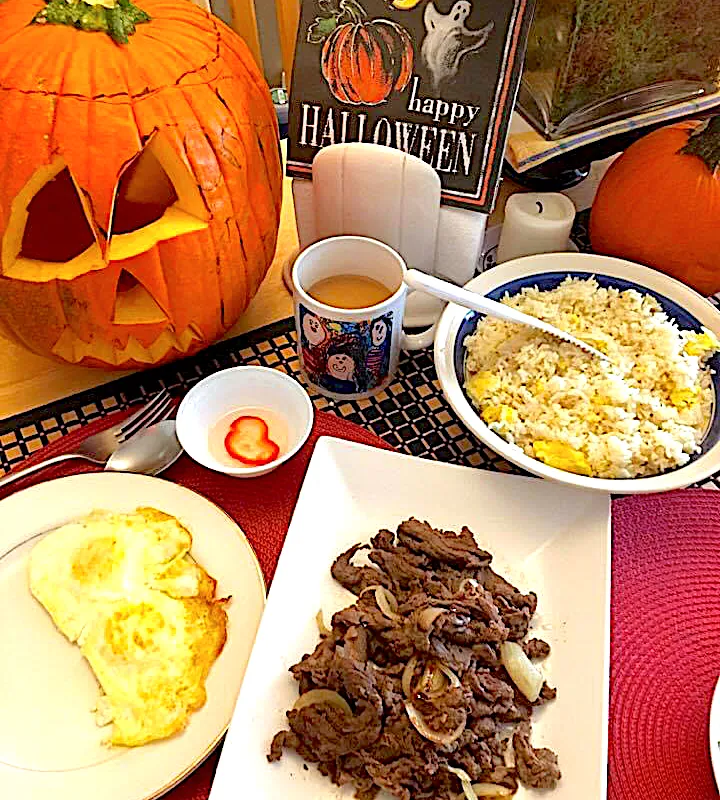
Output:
(684, 330), (720, 357)
(532, 379), (547, 395)
(669, 387), (699, 408)
(467, 371), (500, 401)
(580, 337), (609, 354)
(482, 404), (518, 425)
(532, 440), (593, 476)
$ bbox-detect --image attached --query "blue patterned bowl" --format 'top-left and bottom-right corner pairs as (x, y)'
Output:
(434, 253), (720, 493)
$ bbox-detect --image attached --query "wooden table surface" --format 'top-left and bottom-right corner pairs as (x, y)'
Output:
(0, 149), (516, 421)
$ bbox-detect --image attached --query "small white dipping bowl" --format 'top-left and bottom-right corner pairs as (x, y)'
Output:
(176, 366), (314, 478)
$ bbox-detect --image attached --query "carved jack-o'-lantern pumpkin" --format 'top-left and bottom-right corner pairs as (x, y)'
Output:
(0, 0), (282, 369)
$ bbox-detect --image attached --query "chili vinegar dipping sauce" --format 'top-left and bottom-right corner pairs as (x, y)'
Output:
(208, 407), (289, 469)
(175, 365), (314, 478)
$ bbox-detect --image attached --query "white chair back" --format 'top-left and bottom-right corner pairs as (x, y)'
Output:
(311, 143), (441, 278)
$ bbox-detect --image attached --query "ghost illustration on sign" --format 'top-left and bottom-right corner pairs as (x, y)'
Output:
(422, 1), (495, 91)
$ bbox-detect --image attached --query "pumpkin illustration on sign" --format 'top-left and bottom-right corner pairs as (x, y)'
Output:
(0, 0), (282, 370)
(308, 0), (414, 105)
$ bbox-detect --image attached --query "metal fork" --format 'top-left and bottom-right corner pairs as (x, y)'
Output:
(0, 389), (174, 490)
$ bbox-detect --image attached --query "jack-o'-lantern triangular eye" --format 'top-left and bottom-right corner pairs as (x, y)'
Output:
(107, 132), (209, 262)
(1, 159), (105, 281)
(22, 168), (96, 263)
(111, 151), (179, 235)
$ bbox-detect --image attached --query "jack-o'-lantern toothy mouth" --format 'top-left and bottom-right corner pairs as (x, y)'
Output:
(51, 324), (201, 366)
(0, 131), (210, 281)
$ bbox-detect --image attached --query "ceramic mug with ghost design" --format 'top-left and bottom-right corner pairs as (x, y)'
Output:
(292, 235), (436, 400)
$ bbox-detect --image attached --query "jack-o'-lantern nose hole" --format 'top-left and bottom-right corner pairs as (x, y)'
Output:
(111, 148), (179, 235)
(20, 168), (95, 263)
(113, 269), (168, 325)
(117, 270), (140, 293)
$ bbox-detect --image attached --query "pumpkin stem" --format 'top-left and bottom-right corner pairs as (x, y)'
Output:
(339, 0), (367, 23)
(680, 116), (720, 175)
(307, 0), (367, 44)
(33, 0), (150, 45)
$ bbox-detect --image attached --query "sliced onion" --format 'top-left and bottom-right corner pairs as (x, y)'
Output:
(449, 769), (514, 800)
(375, 586), (400, 620)
(447, 766), (477, 800)
(359, 585), (401, 620)
(359, 584), (382, 598)
(470, 784), (513, 797)
(458, 578), (479, 593)
(293, 689), (351, 717)
(438, 663), (462, 688)
(500, 641), (543, 702)
(404, 700), (466, 746)
(417, 607), (445, 631)
(447, 766), (473, 783)
(404, 657), (459, 699)
(502, 729), (516, 768)
(316, 610), (330, 637)
(414, 660), (448, 698)
(427, 664), (448, 696)
(402, 655), (418, 697)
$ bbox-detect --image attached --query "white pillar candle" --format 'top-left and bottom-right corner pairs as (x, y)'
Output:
(496, 192), (576, 264)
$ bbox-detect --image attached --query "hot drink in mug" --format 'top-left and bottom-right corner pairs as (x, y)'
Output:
(291, 236), (435, 400)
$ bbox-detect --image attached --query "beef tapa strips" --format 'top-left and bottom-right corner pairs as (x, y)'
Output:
(269, 519), (561, 799)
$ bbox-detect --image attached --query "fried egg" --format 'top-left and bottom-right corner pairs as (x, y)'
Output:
(532, 440), (593, 476)
(29, 507), (227, 747)
(684, 329), (720, 357)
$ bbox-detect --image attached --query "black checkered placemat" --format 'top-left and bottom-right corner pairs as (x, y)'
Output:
(3, 317), (719, 489)
(2, 211), (719, 489)
(0, 319), (522, 477)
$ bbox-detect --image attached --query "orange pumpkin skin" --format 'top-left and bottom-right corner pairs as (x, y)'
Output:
(0, 0), (282, 369)
(590, 120), (720, 297)
(321, 20), (413, 106)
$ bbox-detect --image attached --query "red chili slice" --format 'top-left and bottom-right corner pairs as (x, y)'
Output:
(224, 416), (280, 466)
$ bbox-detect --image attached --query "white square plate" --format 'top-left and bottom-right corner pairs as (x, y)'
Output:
(209, 437), (611, 799)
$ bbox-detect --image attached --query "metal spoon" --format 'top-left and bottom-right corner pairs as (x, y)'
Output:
(105, 420), (183, 476)
(405, 268), (611, 363)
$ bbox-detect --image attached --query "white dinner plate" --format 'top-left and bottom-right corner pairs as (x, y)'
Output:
(0, 472), (265, 800)
(208, 437), (611, 800)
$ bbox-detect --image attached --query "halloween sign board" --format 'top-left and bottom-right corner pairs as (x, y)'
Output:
(287, 0), (536, 213)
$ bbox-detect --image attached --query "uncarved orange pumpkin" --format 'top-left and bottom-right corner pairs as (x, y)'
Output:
(590, 117), (720, 297)
(0, 0), (282, 369)
(321, 19), (413, 105)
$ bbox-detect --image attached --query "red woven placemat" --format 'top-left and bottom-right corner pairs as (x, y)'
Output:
(1, 408), (391, 800)
(610, 490), (720, 800)
(4, 409), (720, 799)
